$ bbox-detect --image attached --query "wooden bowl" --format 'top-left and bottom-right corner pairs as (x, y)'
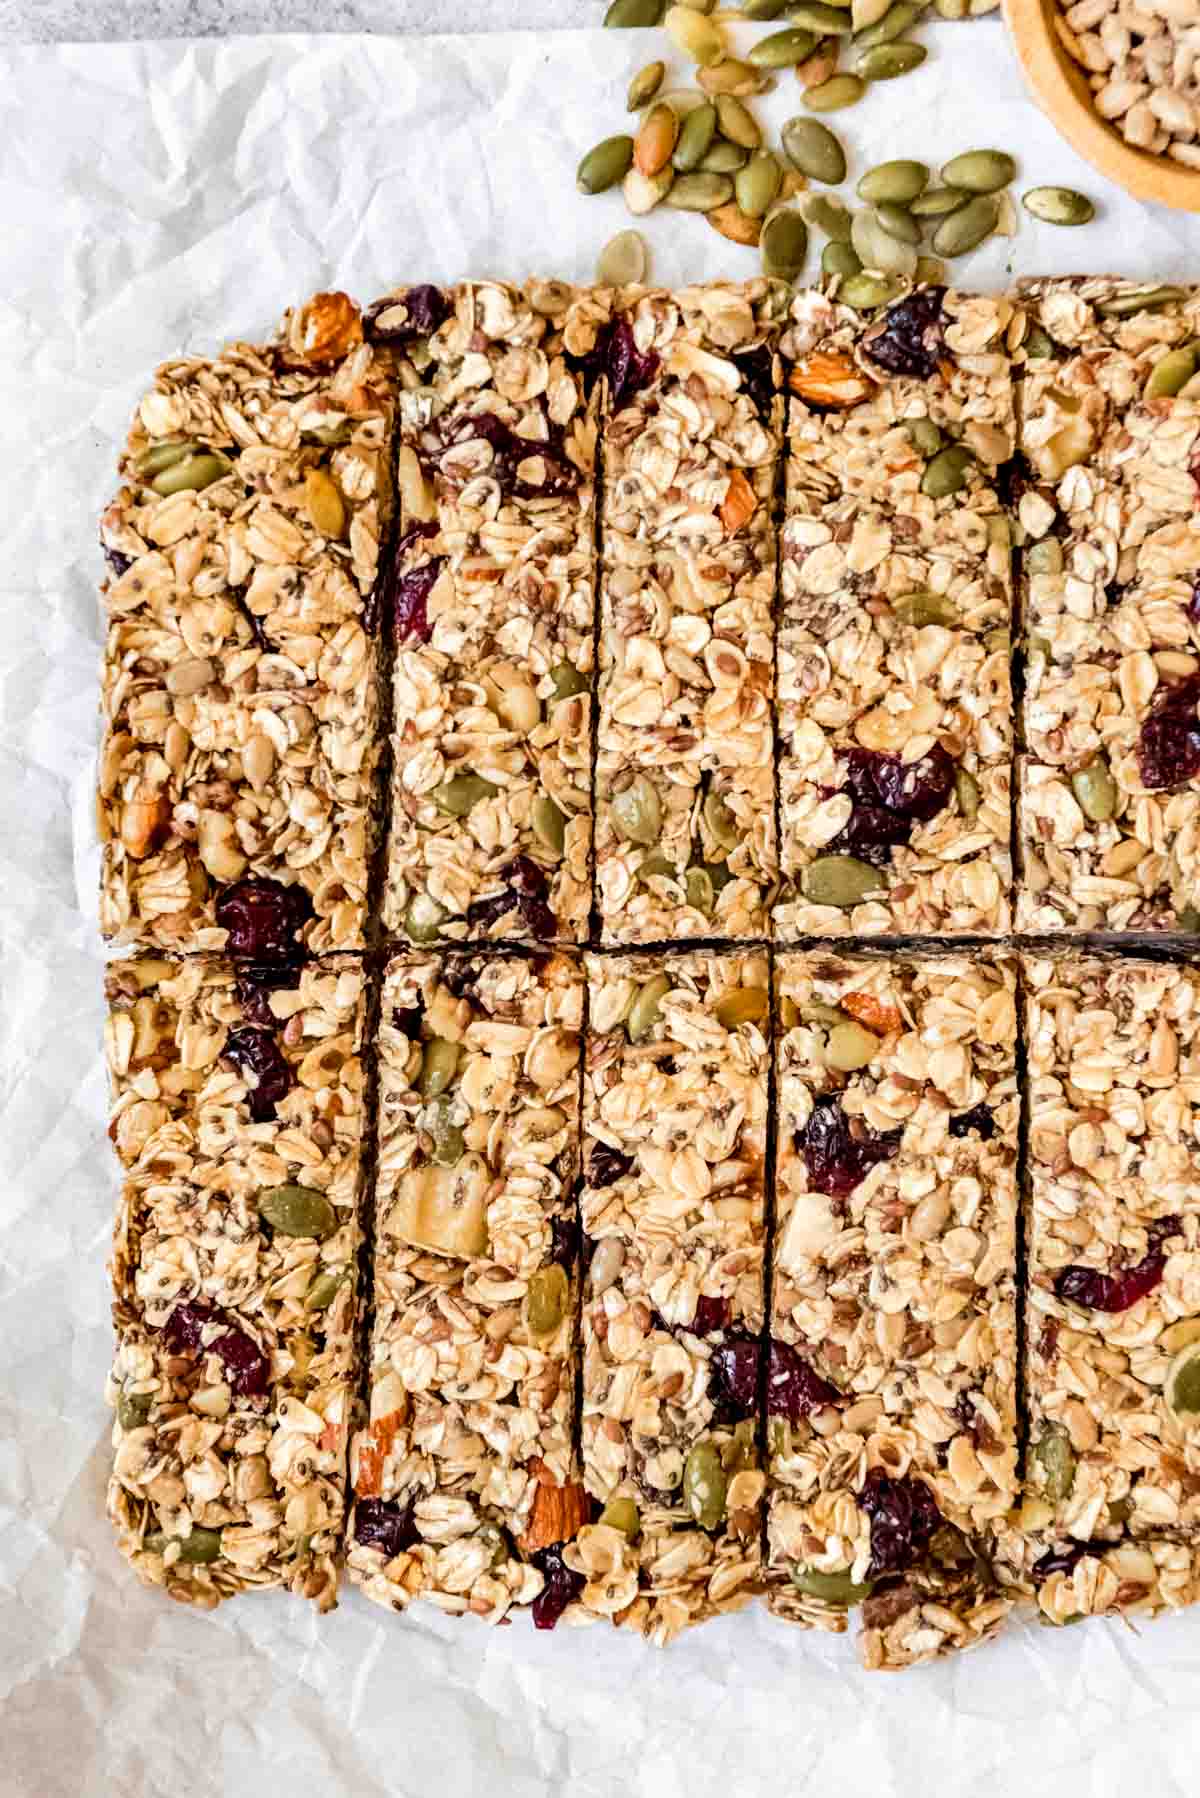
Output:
(1004, 0), (1200, 213)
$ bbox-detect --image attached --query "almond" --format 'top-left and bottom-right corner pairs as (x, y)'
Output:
(121, 791), (171, 861)
(290, 290), (363, 367)
(353, 1409), (404, 1499)
(788, 351), (876, 411)
(840, 989), (903, 1035)
(518, 1479), (591, 1555)
(719, 467), (757, 534)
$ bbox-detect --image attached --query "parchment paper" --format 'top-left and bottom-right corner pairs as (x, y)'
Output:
(4, 25), (1200, 1798)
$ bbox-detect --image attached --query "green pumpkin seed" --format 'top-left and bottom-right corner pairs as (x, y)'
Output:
(597, 229), (647, 287)
(685, 866), (715, 913)
(1178, 904), (1200, 933)
(892, 588), (957, 625)
(1071, 757), (1118, 823)
(823, 241), (863, 279)
(637, 849), (675, 882)
(932, 193), (998, 256)
(305, 1266), (349, 1311)
(664, 5), (726, 62)
(703, 790), (740, 849)
(955, 767), (981, 822)
(528, 1264), (569, 1337)
(1098, 285), (1187, 319)
(743, 0), (790, 12)
(665, 171), (735, 210)
(905, 416), (943, 456)
(840, 271), (903, 309)
(259, 1183), (338, 1240)
(627, 59), (666, 108)
(117, 1390), (152, 1429)
(1033, 1424), (1076, 1503)
(700, 140), (749, 172)
(137, 438), (199, 476)
(854, 0), (921, 48)
(432, 772), (499, 817)
(786, 1), (853, 32)
(144, 1527), (223, 1564)
(791, 1565), (875, 1605)
(857, 39), (926, 76)
(782, 117), (847, 183)
(549, 661), (589, 702)
(628, 973), (672, 1042)
(1145, 345), (1198, 400)
(736, 149), (783, 218)
(804, 191), (853, 238)
(801, 1000), (847, 1026)
(598, 1496), (642, 1537)
(804, 73), (867, 110)
(151, 451), (231, 496)
(922, 444), (974, 498)
(714, 94), (762, 149)
(673, 101), (718, 170)
(426, 1096), (466, 1168)
(714, 986), (769, 1028)
(706, 858), (734, 894)
(1027, 634), (1052, 663)
(748, 25), (818, 64)
(761, 206), (810, 279)
(683, 1440), (728, 1530)
(1026, 538), (1063, 576)
(857, 158), (928, 203)
(851, 208), (917, 276)
(1166, 1344), (1200, 1419)
(420, 1037), (461, 1099)
(606, 0), (665, 19)
(802, 854), (882, 906)
(1107, 1496), (1133, 1528)
(875, 201), (921, 244)
(826, 1019), (880, 1071)
(404, 892), (446, 943)
(911, 185), (969, 218)
(1021, 185), (1094, 226)
(612, 774), (662, 844)
(914, 256), (946, 284)
(941, 148), (1015, 193)
(852, 0), (893, 24)
(578, 135), (635, 195)
(1023, 324), (1055, 359)
(532, 793), (568, 858)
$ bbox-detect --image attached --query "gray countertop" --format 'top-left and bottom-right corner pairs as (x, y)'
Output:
(6, 0), (593, 40)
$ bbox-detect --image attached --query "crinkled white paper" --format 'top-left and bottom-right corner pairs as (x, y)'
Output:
(4, 25), (1200, 1798)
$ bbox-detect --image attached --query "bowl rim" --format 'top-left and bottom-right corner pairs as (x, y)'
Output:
(1003, 0), (1200, 214)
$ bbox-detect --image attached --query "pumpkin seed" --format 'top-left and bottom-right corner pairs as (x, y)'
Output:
(804, 73), (866, 109)
(627, 59), (666, 108)
(259, 1184), (338, 1240)
(628, 973), (672, 1041)
(786, 1), (853, 31)
(1071, 757), (1118, 823)
(597, 230), (647, 289)
(702, 789), (739, 849)
(714, 986), (769, 1027)
(1023, 324), (1055, 359)
(854, 0), (921, 47)
(432, 772), (499, 816)
(1032, 1424), (1076, 1503)
(914, 255), (945, 283)
(1026, 538), (1062, 576)
(892, 588), (957, 625)
(305, 467), (346, 539)
(606, 0), (665, 19)
(826, 1019), (880, 1070)
(852, 0), (892, 23)
(804, 191), (853, 238)
(637, 849), (675, 882)
(598, 1496), (642, 1537)
(857, 158), (928, 203)
(419, 1037), (461, 1100)
(734, 149), (782, 217)
(934, 0), (967, 12)
(791, 1565), (874, 1605)
(664, 4), (726, 62)
(708, 202), (762, 244)
(683, 1439), (728, 1530)
(744, 0), (790, 11)
(1145, 344), (1198, 399)
(1097, 285), (1187, 318)
(700, 139), (749, 172)
(932, 193), (998, 256)
(404, 892), (446, 943)
(305, 1266), (349, 1311)
(857, 39), (926, 76)
(151, 451), (230, 496)
(624, 164), (675, 214)
(802, 854), (882, 905)
(922, 444), (974, 497)
(1166, 1342), (1200, 1420)
(801, 999), (847, 1027)
(426, 1097), (466, 1168)
(1021, 184), (1094, 226)
(528, 1264), (569, 1337)
(941, 148), (1015, 192)
(549, 661), (588, 702)
(137, 438), (199, 476)
(1179, 905), (1200, 933)
(635, 102), (680, 176)
(839, 271), (903, 309)
(714, 94), (762, 148)
(875, 201), (921, 244)
(685, 866), (715, 912)
(531, 793), (568, 858)
(578, 135), (635, 194)
(117, 1390), (152, 1429)
(666, 170), (735, 209)
(761, 206), (810, 278)
(955, 767), (981, 822)
(748, 25), (818, 64)
(698, 57), (769, 95)
(782, 116), (846, 183)
(673, 101), (718, 170)
(904, 416), (942, 456)
(851, 208), (918, 275)
(822, 241), (863, 278)
(144, 1528), (223, 1564)
(612, 774), (662, 844)
(910, 185), (968, 218)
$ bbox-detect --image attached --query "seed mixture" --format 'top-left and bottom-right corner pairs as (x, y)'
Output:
(98, 277), (1200, 1670)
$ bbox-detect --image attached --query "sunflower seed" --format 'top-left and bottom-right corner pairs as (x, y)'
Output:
(786, 1), (853, 32)
(623, 164), (675, 213)
(715, 93), (763, 147)
(627, 60), (666, 108)
(857, 158), (928, 202)
(597, 228), (648, 285)
(700, 139), (750, 171)
(736, 148), (783, 216)
(707, 200), (763, 243)
(851, 207), (918, 274)
(822, 240), (863, 276)
(804, 72), (867, 109)
(605, 0), (665, 22)
(910, 184), (969, 217)
(1021, 185), (1095, 226)
(857, 39), (926, 76)
(840, 271), (904, 308)
(578, 135), (635, 194)
(804, 191), (853, 238)
(664, 4), (726, 61)
(673, 100), (718, 169)
(748, 26), (819, 65)
(941, 148), (1016, 192)
(854, 0), (922, 46)
(666, 170), (736, 209)
(932, 192), (997, 254)
(760, 205), (809, 276)
(782, 115), (847, 182)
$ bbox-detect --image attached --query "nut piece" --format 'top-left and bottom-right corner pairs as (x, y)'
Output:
(788, 351), (876, 409)
(121, 791), (170, 861)
(519, 1481), (592, 1555)
(289, 291), (362, 366)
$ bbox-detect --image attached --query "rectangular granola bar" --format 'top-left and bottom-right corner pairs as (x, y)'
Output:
(379, 281), (604, 947)
(775, 286), (1017, 938)
(1022, 953), (1200, 1551)
(766, 950), (1019, 1668)
(98, 291), (392, 956)
(577, 950), (769, 1641)
(1015, 278), (1200, 932)
(347, 949), (587, 1624)
(104, 953), (367, 1609)
(594, 282), (787, 944)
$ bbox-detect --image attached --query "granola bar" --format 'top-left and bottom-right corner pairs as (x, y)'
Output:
(98, 292), (391, 956)
(766, 950), (1019, 1668)
(1022, 953), (1200, 1552)
(378, 281), (605, 947)
(104, 954), (367, 1609)
(775, 285), (1017, 938)
(347, 950), (587, 1624)
(593, 283), (787, 944)
(574, 950), (768, 1642)
(1016, 279), (1200, 932)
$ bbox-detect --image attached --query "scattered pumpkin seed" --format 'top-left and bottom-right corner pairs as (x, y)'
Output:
(404, 892), (446, 943)
(673, 101), (718, 170)
(892, 588), (957, 625)
(1021, 184), (1094, 226)
(851, 207), (918, 275)
(606, 0), (665, 19)
(612, 774), (662, 844)
(432, 772), (499, 817)
(742, 0), (789, 13)
(761, 205), (810, 277)
(259, 1184), (338, 1241)
(749, 25), (818, 64)
(804, 72), (867, 109)
(685, 866), (715, 912)
(791, 1565), (875, 1605)
(628, 972), (672, 1041)
(826, 1019), (880, 1071)
(934, 0), (967, 12)
(822, 240), (863, 278)
(577, 135), (635, 195)
(698, 57), (769, 95)
(854, 0), (921, 47)
(596, 228), (647, 287)
(714, 93), (762, 148)
(922, 444), (974, 497)
(151, 451), (230, 496)
(910, 185), (968, 217)
(528, 1264), (569, 1337)
(117, 1390), (152, 1429)
(599, 1496), (642, 1537)
(683, 1439), (728, 1530)
(875, 201), (921, 243)
(549, 660), (589, 702)
(305, 1266), (349, 1312)
(840, 270), (904, 308)
(955, 767), (981, 822)
(1071, 757), (1118, 823)
(1097, 285), (1186, 318)
(941, 148), (1015, 192)
(802, 854), (882, 905)
(932, 192), (998, 256)
(1032, 1423), (1076, 1503)
(804, 191), (853, 238)
(666, 170), (735, 209)
(905, 416), (942, 456)
(786, 1), (853, 33)
(714, 986), (769, 1027)
(708, 201), (763, 243)
(735, 149), (783, 217)
(857, 39), (926, 76)
(531, 793), (568, 858)
(782, 116), (847, 183)
(857, 158), (928, 203)
(419, 1037), (461, 1099)
(144, 1528), (223, 1564)
(623, 165), (675, 214)
(627, 59), (666, 108)
(852, 0), (892, 23)
(635, 101), (680, 176)
(664, 4), (726, 62)
(700, 139), (749, 172)
(1145, 344), (1198, 399)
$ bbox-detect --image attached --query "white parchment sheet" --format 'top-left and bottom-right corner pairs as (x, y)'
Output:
(4, 26), (1200, 1798)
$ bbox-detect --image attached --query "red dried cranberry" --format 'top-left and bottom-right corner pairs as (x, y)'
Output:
(222, 1026), (292, 1122)
(215, 878), (312, 961)
(588, 1144), (635, 1189)
(103, 546), (133, 579)
(1031, 1542), (1106, 1584)
(235, 963), (302, 1028)
(948, 1103), (995, 1140)
(826, 745), (955, 865)
(595, 317), (660, 412)
(1137, 672), (1200, 790)
(860, 1469), (942, 1577)
(162, 1299), (215, 1353)
(1054, 1215), (1180, 1312)
(466, 856), (557, 941)
(1189, 580), (1200, 627)
(733, 346), (775, 421)
(354, 1497), (417, 1557)
(439, 959), (478, 1000)
(864, 288), (947, 380)
(693, 1295), (731, 1336)
(363, 284), (448, 343)
(530, 1543), (586, 1630)
(709, 1332), (759, 1419)
(797, 1095), (901, 1199)
(374, 521), (443, 644)
(550, 1212), (579, 1269)
(766, 1338), (842, 1420)
(440, 409), (579, 501)
(162, 1301), (269, 1399)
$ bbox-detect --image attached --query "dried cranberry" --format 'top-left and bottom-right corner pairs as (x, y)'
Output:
(593, 317), (660, 412)
(1189, 579), (1200, 627)
(162, 1299), (215, 1354)
(530, 1543), (585, 1630)
(588, 1144), (635, 1189)
(826, 745), (956, 865)
(692, 1295), (731, 1336)
(1031, 1542), (1107, 1584)
(1054, 1215), (1180, 1312)
(440, 409), (579, 501)
(439, 960), (477, 1000)
(709, 1332), (759, 1419)
(549, 1212), (579, 1269)
(235, 962), (302, 1027)
(797, 1095), (901, 1199)
(223, 1025), (292, 1122)
(859, 1469), (942, 1577)
(162, 1301), (269, 1399)
(390, 1005), (423, 1040)
(766, 1338), (842, 1420)
(375, 521), (443, 645)
(948, 1103), (995, 1140)
(466, 856), (557, 941)
(103, 546), (132, 579)
(363, 284), (448, 343)
(734, 346), (775, 421)
(215, 877), (312, 962)
(354, 1497), (417, 1558)
(864, 288), (947, 380)
(1137, 672), (1200, 790)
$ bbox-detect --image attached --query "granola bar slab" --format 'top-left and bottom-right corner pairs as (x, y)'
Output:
(98, 292), (391, 956)
(575, 950), (769, 1642)
(775, 286), (1017, 938)
(104, 953), (367, 1610)
(766, 950), (1019, 1668)
(593, 283), (788, 944)
(378, 281), (605, 948)
(1015, 279), (1200, 932)
(347, 950), (587, 1625)
(1022, 953), (1200, 1548)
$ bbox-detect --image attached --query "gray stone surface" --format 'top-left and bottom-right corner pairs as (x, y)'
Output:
(4, 0), (593, 41)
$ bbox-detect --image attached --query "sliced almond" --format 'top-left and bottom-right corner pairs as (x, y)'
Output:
(719, 467), (758, 533)
(519, 1480), (592, 1555)
(788, 351), (875, 410)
